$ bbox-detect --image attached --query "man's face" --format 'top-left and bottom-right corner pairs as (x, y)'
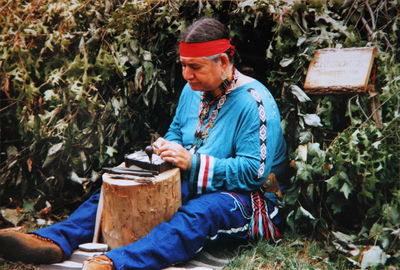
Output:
(180, 56), (225, 92)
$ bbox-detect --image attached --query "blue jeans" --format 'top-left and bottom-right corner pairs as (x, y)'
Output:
(34, 181), (281, 270)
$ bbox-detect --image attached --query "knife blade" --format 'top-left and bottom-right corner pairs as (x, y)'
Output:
(103, 167), (157, 176)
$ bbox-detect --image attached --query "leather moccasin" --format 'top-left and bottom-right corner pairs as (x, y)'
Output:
(0, 231), (63, 264)
(82, 255), (114, 270)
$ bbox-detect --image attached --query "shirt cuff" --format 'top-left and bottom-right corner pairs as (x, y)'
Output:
(189, 153), (216, 195)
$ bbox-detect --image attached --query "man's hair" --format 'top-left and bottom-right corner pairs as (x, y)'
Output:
(179, 18), (235, 62)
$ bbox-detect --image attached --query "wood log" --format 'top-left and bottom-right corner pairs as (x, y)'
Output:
(101, 168), (181, 249)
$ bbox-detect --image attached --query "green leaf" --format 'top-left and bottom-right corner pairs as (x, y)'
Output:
(340, 182), (351, 199)
(6, 146), (18, 158)
(111, 97), (123, 116)
(296, 144), (308, 162)
(360, 246), (388, 269)
(286, 210), (296, 231)
(306, 184), (314, 199)
(42, 143), (64, 168)
(338, 171), (349, 182)
(332, 231), (354, 244)
(105, 146), (117, 157)
(299, 206), (316, 220)
(266, 43), (273, 59)
(302, 114), (323, 127)
(142, 50), (152, 61)
(372, 141), (381, 149)
(70, 171), (86, 185)
(119, 55), (129, 66)
(308, 143), (323, 158)
(279, 57), (294, 67)
(330, 203), (342, 215)
(326, 175), (339, 191)
(297, 36), (306, 47)
(238, 0), (256, 8)
(23, 199), (35, 213)
(296, 162), (312, 181)
(157, 81), (168, 93)
(284, 186), (300, 205)
(289, 85), (311, 103)
(299, 131), (312, 144)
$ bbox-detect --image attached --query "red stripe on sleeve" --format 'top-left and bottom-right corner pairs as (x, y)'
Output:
(201, 155), (210, 193)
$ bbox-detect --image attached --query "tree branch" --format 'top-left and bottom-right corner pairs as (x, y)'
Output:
(0, 0), (13, 14)
(361, 17), (375, 41)
(364, 0), (376, 30)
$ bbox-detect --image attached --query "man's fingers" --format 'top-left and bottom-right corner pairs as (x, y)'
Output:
(160, 150), (178, 158)
(162, 156), (177, 166)
(153, 138), (166, 149)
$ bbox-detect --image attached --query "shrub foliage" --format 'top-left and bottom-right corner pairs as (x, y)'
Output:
(1, 0), (399, 260)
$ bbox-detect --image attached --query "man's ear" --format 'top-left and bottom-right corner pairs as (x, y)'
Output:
(219, 53), (230, 69)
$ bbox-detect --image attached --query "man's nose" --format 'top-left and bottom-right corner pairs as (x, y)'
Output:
(182, 68), (194, 81)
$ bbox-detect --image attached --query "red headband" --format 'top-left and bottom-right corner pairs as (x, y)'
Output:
(179, 39), (235, 57)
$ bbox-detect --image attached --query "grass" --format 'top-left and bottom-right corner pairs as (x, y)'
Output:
(0, 261), (39, 270)
(224, 232), (350, 270)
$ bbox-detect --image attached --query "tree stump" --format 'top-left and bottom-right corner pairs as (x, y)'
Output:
(101, 168), (181, 249)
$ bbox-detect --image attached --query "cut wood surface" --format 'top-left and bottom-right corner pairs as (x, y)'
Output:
(101, 167), (181, 249)
(304, 47), (376, 94)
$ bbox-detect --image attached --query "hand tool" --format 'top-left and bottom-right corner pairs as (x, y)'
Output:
(109, 174), (155, 184)
(145, 144), (159, 164)
(102, 167), (158, 176)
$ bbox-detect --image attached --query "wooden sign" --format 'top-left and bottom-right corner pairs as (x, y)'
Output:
(304, 47), (377, 94)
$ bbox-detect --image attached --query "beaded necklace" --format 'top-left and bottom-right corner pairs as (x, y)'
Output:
(191, 68), (239, 152)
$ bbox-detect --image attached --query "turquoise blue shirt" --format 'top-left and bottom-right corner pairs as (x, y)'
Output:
(165, 80), (287, 195)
